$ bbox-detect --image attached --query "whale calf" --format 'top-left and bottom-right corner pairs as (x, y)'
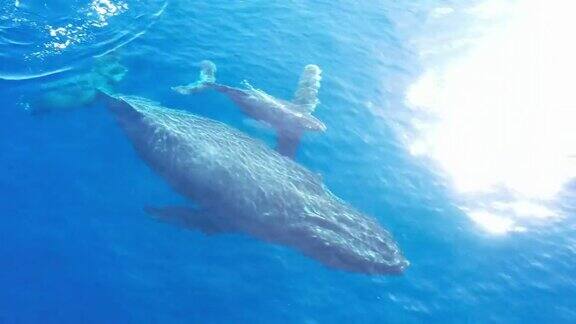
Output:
(101, 92), (408, 275)
(173, 61), (326, 159)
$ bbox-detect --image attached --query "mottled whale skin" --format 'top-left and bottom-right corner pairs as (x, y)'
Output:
(103, 93), (408, 275)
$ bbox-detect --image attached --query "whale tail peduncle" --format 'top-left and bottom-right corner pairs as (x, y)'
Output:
(172, 60), (217, 95)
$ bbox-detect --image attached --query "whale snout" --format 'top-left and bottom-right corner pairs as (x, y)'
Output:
(351, 246), (409, 275)
(320, 246), (409, 275)
(372, 256), (410, 275)
(301, 203), (408, 275)
(366, 235), (409, 275)
(312, 228), (409, 275)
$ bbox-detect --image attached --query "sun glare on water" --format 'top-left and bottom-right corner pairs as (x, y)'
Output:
(405, 0), (576, 234)
(39, 0), (128, 54)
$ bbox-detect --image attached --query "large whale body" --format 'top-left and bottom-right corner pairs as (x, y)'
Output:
(102, 92), (408, 275)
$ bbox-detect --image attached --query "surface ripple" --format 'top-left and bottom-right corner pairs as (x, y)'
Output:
(0, 0), (167, 81)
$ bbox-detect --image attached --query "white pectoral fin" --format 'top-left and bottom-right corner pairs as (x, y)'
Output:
(144, 206), (229, 235)
(198, 60), (217, 83)
(292, 64), (322, 113)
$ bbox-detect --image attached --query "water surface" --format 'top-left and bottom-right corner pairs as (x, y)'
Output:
(1, 0), (575, 322)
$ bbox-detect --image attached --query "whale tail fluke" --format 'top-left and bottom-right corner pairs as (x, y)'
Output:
(172, 60), (217, 95)
(292, 64), (322, 113)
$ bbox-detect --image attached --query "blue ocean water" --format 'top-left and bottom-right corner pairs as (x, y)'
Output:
(2, 0), (576, 322)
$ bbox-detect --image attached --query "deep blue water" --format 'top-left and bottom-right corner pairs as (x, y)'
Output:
(2, 0), (576, 322)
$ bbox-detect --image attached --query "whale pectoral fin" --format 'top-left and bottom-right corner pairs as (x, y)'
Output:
(292, 64), (322, 113)
(276, 130), (302, 159)
(144, 206), (229, 235)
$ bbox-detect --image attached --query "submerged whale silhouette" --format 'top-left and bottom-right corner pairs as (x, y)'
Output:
(173, 61), (326, 159)
(102, 92), (408, 275)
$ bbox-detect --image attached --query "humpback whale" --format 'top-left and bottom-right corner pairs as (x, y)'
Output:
(101, 92), (408, 275)
(172, 61), (326, 158)
(30, 53), (127, 114)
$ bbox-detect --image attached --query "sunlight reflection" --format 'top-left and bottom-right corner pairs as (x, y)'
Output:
(405, 0), (576, 234)
(38, 0), (128, 54)
(467, 210), (525, 235)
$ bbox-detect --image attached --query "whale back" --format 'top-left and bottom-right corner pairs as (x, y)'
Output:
(106, 94), (324, 210)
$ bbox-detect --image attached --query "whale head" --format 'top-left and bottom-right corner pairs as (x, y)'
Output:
(293, 196), (409, 275)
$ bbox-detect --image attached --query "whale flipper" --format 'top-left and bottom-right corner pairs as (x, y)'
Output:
(277, 130), (303, 159)
(292, 64), (322, 113)
(145, 206), (230, 235)
(173, 60), (217, 94)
